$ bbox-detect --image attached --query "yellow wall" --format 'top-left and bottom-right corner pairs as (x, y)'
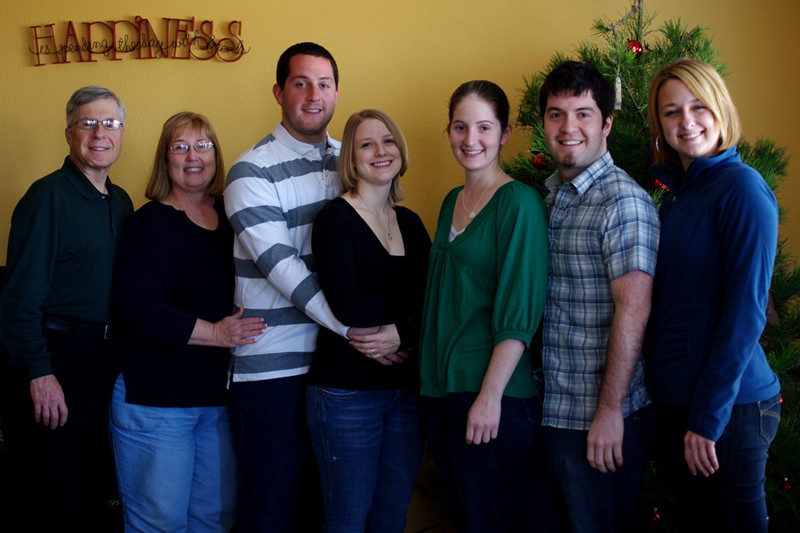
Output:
(1, 0), (798, 263)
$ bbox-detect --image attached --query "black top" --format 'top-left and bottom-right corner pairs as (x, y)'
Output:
(113, 198), (234, 407)
(309, 197), (430, 390)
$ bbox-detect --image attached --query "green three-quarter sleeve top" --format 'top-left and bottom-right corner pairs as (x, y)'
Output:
(419, 180), (548, 399)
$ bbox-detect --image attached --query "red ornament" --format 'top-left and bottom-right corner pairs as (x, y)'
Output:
(654, 179), (669, 191)
(784, 477), (791, 490)
(626, 39), (643, 57)
(532, 154), (548, 170)
(652, 507), (661, 521)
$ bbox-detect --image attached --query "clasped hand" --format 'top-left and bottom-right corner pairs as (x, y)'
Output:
(347, 324), (404, 366)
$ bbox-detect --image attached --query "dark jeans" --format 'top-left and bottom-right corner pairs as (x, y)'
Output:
(307, 386), (423, 533)
(229, 375), (322, 533)
(0, 329), (120, 533)
(655, 396), (781, 533)
(541, 403), (657, 533)
(421, 392), (551, 533)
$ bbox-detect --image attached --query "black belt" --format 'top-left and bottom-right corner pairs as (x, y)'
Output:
(42, 316), (114, 340)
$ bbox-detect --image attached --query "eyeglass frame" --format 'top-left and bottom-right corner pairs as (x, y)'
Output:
(167, 141), (215, 154)
(70, 118), (124, 131)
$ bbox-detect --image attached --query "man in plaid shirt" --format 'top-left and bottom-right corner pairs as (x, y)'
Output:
(538, 61), (660, 533)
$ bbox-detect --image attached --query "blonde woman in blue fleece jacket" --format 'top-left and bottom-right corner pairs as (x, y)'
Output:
(646, 59), (780, 533)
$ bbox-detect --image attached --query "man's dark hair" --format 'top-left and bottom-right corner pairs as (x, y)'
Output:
(539, 61), (614, 123)
(276, 42), (338, 90)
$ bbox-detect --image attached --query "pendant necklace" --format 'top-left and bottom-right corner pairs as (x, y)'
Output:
(359, 195), (393, 241)
(462, 179), (495, 220)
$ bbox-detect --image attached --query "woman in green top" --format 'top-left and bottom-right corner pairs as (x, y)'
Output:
(418, 80), (549, 532)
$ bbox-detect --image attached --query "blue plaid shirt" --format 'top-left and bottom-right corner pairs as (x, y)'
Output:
(542, 152), (659, 430)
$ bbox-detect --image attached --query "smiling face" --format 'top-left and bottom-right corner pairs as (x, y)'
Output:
(65, 97), (124, 183)
(167, 124), (216, 197)
(448, 94), (511, 173)
(273, 54), (338, 143)
(353, 118), (402, 188)
(543, 90), (611, 182)
(657, 78), (722, 170)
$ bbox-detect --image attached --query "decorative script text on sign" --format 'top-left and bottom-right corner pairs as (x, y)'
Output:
(29, 17), (247, 66)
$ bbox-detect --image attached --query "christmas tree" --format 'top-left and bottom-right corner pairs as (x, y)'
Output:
(504, 1), (800, 530)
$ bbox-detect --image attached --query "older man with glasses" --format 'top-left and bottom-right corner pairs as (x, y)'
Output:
(0, 86), (133, 532)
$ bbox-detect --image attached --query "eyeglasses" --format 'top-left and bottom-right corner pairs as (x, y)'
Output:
(71, 118), (124, 131)
(168, 141), (215, 154)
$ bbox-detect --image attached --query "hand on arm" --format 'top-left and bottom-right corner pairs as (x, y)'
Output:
(30, 374), (68, 429)
(684, 430), (718, 477)
(348, 323), (401, 357)
(587, 269), (652, 473)
(347, 324), (403, 365)
(189, 307), (266, 348)
(346, 326), (380, 337)
(466, 338), (525, 445)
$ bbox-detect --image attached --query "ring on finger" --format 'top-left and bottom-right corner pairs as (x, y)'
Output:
(370, 348), (375, 356)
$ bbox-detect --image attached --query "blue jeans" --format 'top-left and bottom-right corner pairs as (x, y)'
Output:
(421, 393), (545, 533)
(110, 375), (237, 533)
(542, 404), (656, 533)
(307, 386), (423, 533)
(655, 395), (781, 533)
(230, 374), (322, 533)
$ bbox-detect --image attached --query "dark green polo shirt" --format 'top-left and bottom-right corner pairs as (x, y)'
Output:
(0, 156), (133, 379)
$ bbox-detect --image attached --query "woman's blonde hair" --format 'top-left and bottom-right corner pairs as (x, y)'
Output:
(145, 112), (225, 201)
(338, 109), (408, 205)
(647, 58), (742, 166)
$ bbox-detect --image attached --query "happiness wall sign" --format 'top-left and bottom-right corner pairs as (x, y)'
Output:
(28, 16), (248, 66)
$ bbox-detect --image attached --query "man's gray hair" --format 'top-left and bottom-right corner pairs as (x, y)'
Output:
(66, 86), (125, 127)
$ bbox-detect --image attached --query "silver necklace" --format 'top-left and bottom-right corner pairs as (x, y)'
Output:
(461, 180), (494, 220)
(359, 195), (393, 241)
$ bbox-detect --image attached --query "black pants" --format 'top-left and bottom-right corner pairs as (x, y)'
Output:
(0, 329), (121, 533)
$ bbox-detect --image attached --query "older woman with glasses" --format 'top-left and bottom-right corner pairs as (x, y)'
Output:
(110, 112), (265, 532)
